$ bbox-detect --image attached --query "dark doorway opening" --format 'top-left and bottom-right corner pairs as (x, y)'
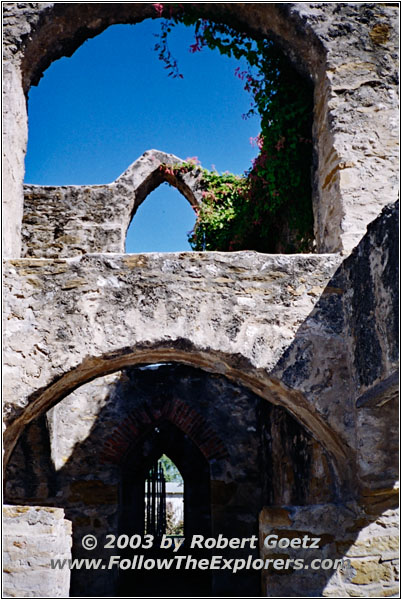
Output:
(118, 421), (212, 597)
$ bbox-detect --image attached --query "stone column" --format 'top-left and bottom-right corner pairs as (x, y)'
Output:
(2, 60), (27, 258)
(3, 505), (72, 598)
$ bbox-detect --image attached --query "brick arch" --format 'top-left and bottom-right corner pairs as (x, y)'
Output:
(100, 396), (228, 465)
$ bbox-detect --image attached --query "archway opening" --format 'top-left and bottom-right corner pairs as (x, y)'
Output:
(5, 360), (341, 597)
(125, 183), (196, 252)
(23, 17), (314, 255)
(118, 417), (212, 597)
(4, 344), (351, 478)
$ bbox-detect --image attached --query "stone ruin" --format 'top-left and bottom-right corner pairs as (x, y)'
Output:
(2, 3), (399, 598)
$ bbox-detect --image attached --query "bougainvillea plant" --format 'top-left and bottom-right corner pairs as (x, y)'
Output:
(152, 4), (314, 253)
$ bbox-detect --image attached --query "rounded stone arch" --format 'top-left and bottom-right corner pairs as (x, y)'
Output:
(4, 2), (326, 258)
(19, 5), (322, 94)
(3, 340), (354, 490)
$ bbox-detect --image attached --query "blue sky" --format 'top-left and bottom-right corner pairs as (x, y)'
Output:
(25, 19), (260, 252)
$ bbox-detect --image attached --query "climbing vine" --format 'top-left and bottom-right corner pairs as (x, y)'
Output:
(152, 4), (314, 252)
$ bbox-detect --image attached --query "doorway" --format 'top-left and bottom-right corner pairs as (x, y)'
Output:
(119, 420), (212, 596)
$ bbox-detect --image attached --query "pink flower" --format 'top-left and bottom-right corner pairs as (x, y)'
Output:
(249, 135), (264, 149)
(189, 34), (204, 53)
(185, 156), (200, 165)
(234, 67), (246, 81)
(152, 3), (164, 17)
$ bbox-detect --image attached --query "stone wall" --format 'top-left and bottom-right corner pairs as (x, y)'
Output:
(2, 3), (399, 256)
(22, 150), (205, 258)
(273, 202), (399, 498)
(259, 503), (399, 597)
(3, 251), (349, 470)
(2, 3), (399, 598)
(3, 505), (72, 598)
(3, 202), (398, 598)
(4, 202), (398, 487)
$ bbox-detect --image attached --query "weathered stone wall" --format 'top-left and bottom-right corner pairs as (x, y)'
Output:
(259, 504), (399, 597)
(4, 203), (399, 493)
(343, 202), (399, 499)
(3, 202), (398, 598)
(3, 505), (72, 598)
(22, 151), (204, 258)
(2, 4), (399, 598)
(2, 3), (399, 256)
(3, 251), (349, 471)
(272, 201), (399, 500)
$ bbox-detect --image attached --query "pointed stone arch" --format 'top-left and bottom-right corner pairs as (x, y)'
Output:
(118, 150), (204, 211)
(116, 150), (204, 247)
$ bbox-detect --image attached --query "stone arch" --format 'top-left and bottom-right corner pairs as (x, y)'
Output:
(3, 6), (399, 596)
(3, 340), (353, 491)
(18, 5), (322, 96)
(5, 361), (341, 597)
(119, 150), (204, 209)
(116, 150), (204, 249)
(5, 3), (398, 257)
(7, 3), (323, 257)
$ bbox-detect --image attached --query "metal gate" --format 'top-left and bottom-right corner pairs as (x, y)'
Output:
(145, 461), (166, 538)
